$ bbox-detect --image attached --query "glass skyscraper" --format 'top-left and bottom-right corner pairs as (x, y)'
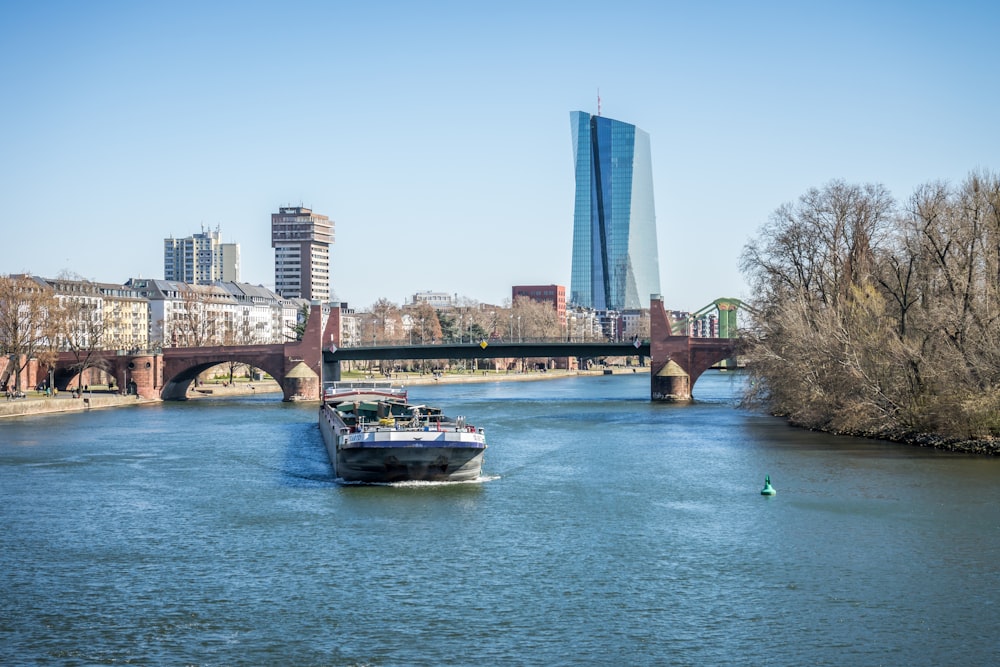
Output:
(570, 111), (661, 311)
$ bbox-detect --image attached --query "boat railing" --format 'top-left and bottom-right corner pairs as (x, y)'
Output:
(323, 380), (407, 400)
(353, 413), (482, 435)
(325, 380), (399, 390)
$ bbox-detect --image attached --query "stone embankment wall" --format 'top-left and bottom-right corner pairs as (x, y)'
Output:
(0, 394), (151, 419)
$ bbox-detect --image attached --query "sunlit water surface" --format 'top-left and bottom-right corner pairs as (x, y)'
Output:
(1, 372), (998, 665)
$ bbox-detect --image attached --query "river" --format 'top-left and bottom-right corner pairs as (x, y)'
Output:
(1, 371), (998, 666)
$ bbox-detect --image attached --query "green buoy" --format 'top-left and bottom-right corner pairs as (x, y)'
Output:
(761, 475), (776, 496)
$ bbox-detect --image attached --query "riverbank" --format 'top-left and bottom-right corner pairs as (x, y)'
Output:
(0, 392), (156, 419)
(783, 416), (1000, 456)
(0, 368), (645, 419)
(879, 430), (999, 456)
(185, 380), (283, 398)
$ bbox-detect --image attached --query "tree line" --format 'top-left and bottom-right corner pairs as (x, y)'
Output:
(360, 295), (565, 346)
(741, 171), (1000, 446)
(348, 295), (570, 374)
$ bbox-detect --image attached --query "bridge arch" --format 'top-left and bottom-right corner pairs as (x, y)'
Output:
(160, 343), (294, 400)
(48, 352), (151, 395)
(52, 366), (79, 391)
(161, 352), (287, 400)
(650, 297), (739, 400)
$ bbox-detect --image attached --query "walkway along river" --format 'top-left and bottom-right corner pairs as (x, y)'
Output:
(1, 371), (998, 665)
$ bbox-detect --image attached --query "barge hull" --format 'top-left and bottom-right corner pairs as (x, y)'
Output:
(334, 447), (485, 483)
(320, 402), (486, 483)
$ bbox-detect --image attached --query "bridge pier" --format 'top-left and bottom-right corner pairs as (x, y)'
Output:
(651, 360), (692, 402)
(126, 354), (159, 398)
(282, 362), (320, 401)
(648, 297), (736, 401)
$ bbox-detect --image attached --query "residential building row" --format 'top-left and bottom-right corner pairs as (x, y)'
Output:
(24, 276), (305, 351)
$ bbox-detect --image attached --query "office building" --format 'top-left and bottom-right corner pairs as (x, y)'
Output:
(409, 291), (455, 309)
(271, 206), (334, 301)
(569, 111), (661, 311)
(164, 228), (240, 285)
(512, 284), (566, 325)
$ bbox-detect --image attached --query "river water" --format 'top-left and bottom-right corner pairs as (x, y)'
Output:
(1, 372), (998, 666)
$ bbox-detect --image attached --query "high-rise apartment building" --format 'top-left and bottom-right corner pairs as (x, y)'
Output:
(271, 206), (335, 301)
(163, 228), (240, 285)
(569, 111), (661, 311)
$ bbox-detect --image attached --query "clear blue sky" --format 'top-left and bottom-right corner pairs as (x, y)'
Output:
(2, 1), (998, 312)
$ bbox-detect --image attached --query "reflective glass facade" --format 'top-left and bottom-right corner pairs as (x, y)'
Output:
(570, 111), (660, 311)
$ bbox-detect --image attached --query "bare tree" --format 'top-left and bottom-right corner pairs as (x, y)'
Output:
(742, 172), (1000, 443)
(410, 302), (442, 344)
(172, 286), (220, 347)
(893, 172), (1000, 436)
(56, 283), (110, 390)
(361, 299), (404, 373)
(221, 312), (265, 385)
(741, 181), (901, 432)
(369, 298), (404, 344)
(511, 295), (561, 341)
(0, 275), (60, 393)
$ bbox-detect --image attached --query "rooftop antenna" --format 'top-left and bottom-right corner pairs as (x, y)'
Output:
(597, 88), (601, 116)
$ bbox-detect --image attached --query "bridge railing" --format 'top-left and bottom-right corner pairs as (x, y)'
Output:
(339, 336), (648, 348)
(670, 298), (746, 338)
(57, 347), (162, 357)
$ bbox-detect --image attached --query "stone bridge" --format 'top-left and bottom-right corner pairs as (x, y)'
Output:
(44, 297), (737, 402)
(647, 297), (738, 400)
(322, 296), (738, 401)
(48, 304), (340, 401)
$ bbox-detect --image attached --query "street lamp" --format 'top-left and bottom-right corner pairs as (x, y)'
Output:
(370, 317), (377, 374)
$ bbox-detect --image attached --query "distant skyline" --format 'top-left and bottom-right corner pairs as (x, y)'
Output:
(2, 1), (999, 311)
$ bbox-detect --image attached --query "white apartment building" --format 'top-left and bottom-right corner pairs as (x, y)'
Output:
(408, 291), (455, 309)
(127, 279), (298, 348)
(164, 227), (240, 285)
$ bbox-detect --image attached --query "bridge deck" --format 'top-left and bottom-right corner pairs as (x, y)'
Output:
(324, 341), (651, 361)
